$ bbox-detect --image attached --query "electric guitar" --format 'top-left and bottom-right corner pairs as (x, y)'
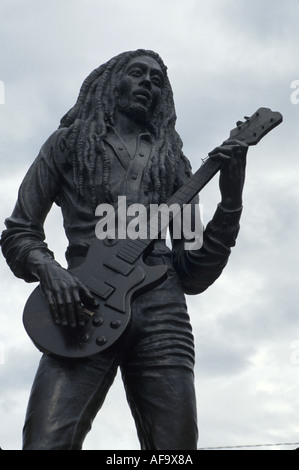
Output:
(23, 108), (283, 359)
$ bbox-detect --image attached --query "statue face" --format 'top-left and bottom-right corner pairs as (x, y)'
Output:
(116, 55), (164, 123)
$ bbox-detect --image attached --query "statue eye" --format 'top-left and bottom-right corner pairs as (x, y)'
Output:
(128, 68), (143, 77)
(152, 75), (163, 87)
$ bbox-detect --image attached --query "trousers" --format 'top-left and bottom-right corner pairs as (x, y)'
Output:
(22, 253), (198, 450)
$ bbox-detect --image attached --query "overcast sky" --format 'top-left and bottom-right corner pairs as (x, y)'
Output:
(0, 0), (299, 451)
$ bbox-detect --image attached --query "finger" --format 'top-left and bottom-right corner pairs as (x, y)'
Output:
(79, 283), (98, 307)
(209, 152), (231, 163)
(72, 288), (86, 327)
(46, 292), (61, 326)
(223, 140), (249, 156)
(63, 289), (77, 328)
(209, 145), (241, 157)
(55, 291), (68, 327)
(223, 138), (248, 146)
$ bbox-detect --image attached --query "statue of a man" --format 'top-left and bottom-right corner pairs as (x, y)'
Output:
(0, 49), (247, 450)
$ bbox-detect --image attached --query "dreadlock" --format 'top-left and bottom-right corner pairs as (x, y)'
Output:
(58, 49), (192, 206)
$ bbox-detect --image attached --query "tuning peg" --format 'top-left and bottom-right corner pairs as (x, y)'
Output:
(236, 120), (243, 127)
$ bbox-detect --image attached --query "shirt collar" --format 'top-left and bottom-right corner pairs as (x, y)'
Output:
(105, 124), (153, 144)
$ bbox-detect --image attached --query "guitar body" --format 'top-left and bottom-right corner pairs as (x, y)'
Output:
(23, 237), (168, 359)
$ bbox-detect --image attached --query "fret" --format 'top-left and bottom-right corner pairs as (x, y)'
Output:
(167, 158), (221, 207)
(132, 239), (149, 249)
(121, 244), (141, 256)
(117, 238), (153, 264)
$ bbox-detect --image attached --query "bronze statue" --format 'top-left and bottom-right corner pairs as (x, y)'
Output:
(1, 49), (250, 450)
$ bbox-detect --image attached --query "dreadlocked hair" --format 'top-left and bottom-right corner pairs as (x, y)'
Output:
(58, 49), (192, 206)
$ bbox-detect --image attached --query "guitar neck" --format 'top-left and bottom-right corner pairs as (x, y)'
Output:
(167, 157), (221, 206)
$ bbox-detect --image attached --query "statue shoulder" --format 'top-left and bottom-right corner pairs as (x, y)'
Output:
(41, 127), (70, 153)
(36, 127), (72, 170)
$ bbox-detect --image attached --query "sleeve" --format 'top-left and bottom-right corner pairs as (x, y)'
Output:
(0, 130), (65, 282)
(172, 203), (242, 295)
(171, 156), (242, 295)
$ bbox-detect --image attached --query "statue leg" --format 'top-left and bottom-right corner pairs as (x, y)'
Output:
(22, 350), (119, 450)
(122, 367), (198, 450)
(120, 255), (198, 449)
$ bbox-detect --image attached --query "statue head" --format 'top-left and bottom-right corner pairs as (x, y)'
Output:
(114, 54), (165, 126)
(59, 50), (191, 205)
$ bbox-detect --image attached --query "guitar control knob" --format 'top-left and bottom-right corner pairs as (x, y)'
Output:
(96, 336), (107, 346)
(79, 334), (89, 343)
(93, 316), (104, 327)
(110, 320), (121, 329)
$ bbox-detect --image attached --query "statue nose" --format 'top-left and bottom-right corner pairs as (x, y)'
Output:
(139, 76), (152, 89)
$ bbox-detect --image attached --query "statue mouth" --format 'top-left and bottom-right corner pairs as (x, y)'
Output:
(134, 89), (151, 102)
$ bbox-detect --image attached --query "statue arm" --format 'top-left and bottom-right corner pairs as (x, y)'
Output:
(172, 139), (247, 295)
(1, 129), (97, 327)
(172, 203), (242, 294)
(0, 131), (64, 282)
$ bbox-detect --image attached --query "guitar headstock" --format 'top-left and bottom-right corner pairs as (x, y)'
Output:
(229, 107), (283, 146)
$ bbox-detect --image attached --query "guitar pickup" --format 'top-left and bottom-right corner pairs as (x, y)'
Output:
(104, 255), (134, 276)
(85, 275), (114, 300)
